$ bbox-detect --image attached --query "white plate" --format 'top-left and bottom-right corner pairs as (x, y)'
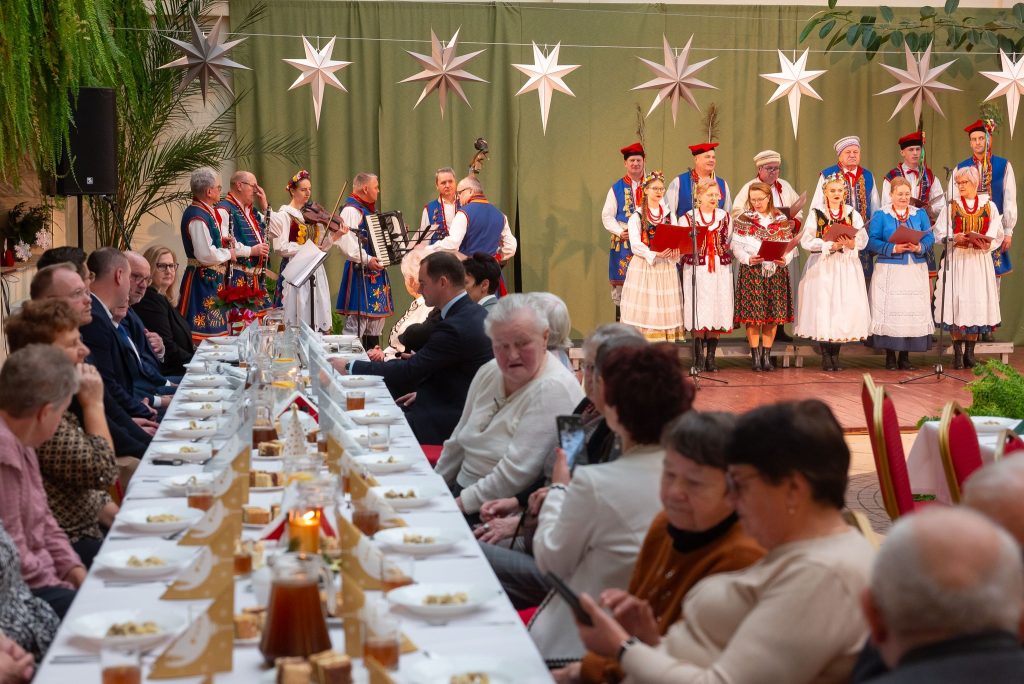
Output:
(369, 483), (443, 509)
(118, 506), (204, 533)
(971, 416), (1022, 433)
(174, 402), (224, 418)
(182, 388), (231, 402)
(409, 656), (517, 684)
(322, 334), (359, 345)
(195, 349), (238, 361)
(94, 547), (196, 579)
(338, 375), (383, 388)
(387, 583), (497, 619)
(348, 409), (402, 425)
(180, 374), (231, 388)
(354, 453), (417, 474)
(149, 442), (213, 462)
(68, 607), (187, 649)
(162, 420), (219, 439)
(374, 527), (462, 555)
(161, 472), (216, 494)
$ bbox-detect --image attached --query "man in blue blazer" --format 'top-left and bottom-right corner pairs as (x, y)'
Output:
(331, 252), (494, 445)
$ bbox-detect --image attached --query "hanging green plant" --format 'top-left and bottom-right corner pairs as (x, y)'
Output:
(916, 359), (1024, 425)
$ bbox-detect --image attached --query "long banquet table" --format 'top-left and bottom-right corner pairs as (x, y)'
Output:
(34, 337), (554, 683)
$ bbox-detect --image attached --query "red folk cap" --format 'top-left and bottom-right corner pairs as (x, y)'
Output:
(898, 132), (924, 149)
(620, 142), (646, 159)
(964, 119), (990, 135)
(688, 142), (719, 156)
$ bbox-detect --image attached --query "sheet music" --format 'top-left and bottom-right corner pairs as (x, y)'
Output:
(282, 240), (330, 288)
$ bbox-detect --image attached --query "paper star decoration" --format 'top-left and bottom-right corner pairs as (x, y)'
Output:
(400, 28), (487, 117)
(761, 49), (825, 139)
(981, 50), (1024, 139)
(632, 35), (716, 125)
(159, 16), (249, 104)
(875, 43), (959, 123)
(283, 36), (352, 128)
(512, 43), (581, 134)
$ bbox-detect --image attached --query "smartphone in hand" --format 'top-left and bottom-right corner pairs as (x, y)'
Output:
(545, 572), (593, 626)
(557, 415), (585, 472)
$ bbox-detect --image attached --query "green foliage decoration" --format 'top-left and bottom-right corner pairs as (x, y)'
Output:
(916, 359), (1024, 426)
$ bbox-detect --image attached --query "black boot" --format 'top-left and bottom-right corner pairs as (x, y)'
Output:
(953, 341), (965, 369)
(692, 338), (705, 372)
(761, 345), (775, 372)
(982, 331), (995, 342)
(885, 350), (898, 370)
(615, 306), (621, 322)
(775, 327), (793, 343)
(751, 346), (762, 372)
(964, 341), (977, 368)
(704, 338), (719, 372)
(898, 350), (916, 370)
(831, 343), (843, 372)
(820, 344), (831, 371)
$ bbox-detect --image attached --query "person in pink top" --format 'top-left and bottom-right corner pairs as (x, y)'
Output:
(0, 344), (85, 618)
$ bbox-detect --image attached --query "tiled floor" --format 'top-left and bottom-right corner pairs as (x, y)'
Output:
(844, 432), (917, 535)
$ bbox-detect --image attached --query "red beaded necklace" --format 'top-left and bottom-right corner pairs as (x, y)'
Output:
(827, 203), (844, 222)
(893, 205), (910, 222)
(960, 195), (980, 214)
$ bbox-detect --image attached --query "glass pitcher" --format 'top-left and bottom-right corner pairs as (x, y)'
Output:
(258, 552), (334, 664)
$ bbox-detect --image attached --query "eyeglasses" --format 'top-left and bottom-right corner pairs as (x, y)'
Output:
(155, 263), (178, 271)
(239, 181), (258, 188)
(130, 273), (152, 285)
(457, 188), (472, 195)
(760, 166), (780, 173)
(725, 470), (761, 496)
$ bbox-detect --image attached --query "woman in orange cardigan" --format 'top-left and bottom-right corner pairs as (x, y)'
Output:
(554, 411), (764, 683)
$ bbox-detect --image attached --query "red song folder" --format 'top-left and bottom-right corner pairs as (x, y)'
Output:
(823, 222), (858, 242)
(756, 236), (801, 261)
(650, 223), (705, 253)
(887, 226), (930, 244)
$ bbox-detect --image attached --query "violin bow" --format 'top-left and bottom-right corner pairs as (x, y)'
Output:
(317, 182), (349, 248)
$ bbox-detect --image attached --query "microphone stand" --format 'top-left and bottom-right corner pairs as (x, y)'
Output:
(900, 165), (967, 385)
(100, 195), (133, 250)
(683, 171), (727, 387)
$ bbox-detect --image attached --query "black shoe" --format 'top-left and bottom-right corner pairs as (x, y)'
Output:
(704, 338), (719, 372)
(615, 306), (621, 322)
(953, 341), (965, 369)
(775, 328), (793, 343)
(885, 350), (898, 370)
(981, 331), (995, 342)
(897, 351), (916, 371)
(830, 343), (843, 372)
(761, 346), (775, 372)
(821, 348), (831, 371)
(692, 338), (705, 372)
(751, 347), (762, 372)
(964, 341), (977, 368)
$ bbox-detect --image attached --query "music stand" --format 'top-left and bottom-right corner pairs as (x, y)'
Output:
(683, 173), (727, 387)
(282, 240), (331, 332)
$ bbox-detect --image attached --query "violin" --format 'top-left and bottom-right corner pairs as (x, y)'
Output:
(301, 201), (345, 233)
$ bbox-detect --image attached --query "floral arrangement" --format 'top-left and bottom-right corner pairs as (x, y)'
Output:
(215, 282), (268, 312)
(4, 203), (52, 263)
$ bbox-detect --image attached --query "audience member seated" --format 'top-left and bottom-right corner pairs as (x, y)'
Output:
(0, 632), (37, 683)
(576, 399), (875, 683)
(0, 521), (58, 662)
(463, 252), (502, 311)
(132, 246), (195, 377)
(554, 411), (766, 683)
(860, 508), (1024, 683)
(122, 251), (179, 388)
(332, 252), (494, 445)
(80, 248), (161, 421)
(527, 291), (573, 369)
(366, 258), (435, 362)
(529, 343), (695, 665)
(435, 293), (584, 518)
(5, 300), (119, 568)
(0, 345), (87, 618)
(30, 263), (154, 456)
(36, 246), (87, 274)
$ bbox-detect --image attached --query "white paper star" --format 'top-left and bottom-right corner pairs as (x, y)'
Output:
(632, 35), (716, 125)
(512, 43), (580, 135)
(159, 16), (249, 104)
(283, 36), (352, 128)
(400, 28), (487, 117)
(981, 50), (1024, 139)
(760, 49), (825, 139)
(875, 43), (960, 123)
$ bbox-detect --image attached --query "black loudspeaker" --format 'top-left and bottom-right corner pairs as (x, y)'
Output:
(55, 87), (118, 196)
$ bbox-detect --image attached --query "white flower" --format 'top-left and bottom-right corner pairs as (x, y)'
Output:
(14, 241), (32, 262)
(34, 229), (51, 250)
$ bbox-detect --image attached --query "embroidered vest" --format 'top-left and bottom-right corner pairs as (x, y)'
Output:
(180, 204), (221, 260)
(675, 172), (726, 218)
(957, 155), (1008, 211)
(458, 199), (506, 257)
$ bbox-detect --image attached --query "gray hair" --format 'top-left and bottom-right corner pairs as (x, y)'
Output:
(953, 165), (981, 188)
(581, 323), (643, 361)
(483, 293), (549, 338)
(353, 172), (378, 191)
(963, 457), (1024, 545)
(190, 167), (218, 197)
(459, 176), (483, 194)
(594, 333), (647, 375)
(871, 507), (1023, 637)
(0, 344), (79, 418)
(525, 292), (571, 352)
(435, 167), (456, 181)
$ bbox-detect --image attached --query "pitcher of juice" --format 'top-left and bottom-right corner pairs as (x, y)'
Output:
(259, 552), (335, 665)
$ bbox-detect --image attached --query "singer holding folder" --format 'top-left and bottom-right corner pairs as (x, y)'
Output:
(867, 177), (935, 370)
(619, 172), (685, 342)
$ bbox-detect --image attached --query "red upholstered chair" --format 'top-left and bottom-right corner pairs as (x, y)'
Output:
(420, 444), (443, 467)
(864, 376), (918, 521)
(517, 606), (538, 625)
(994, 429), (1024, 460)
(937, 401), (984, 504)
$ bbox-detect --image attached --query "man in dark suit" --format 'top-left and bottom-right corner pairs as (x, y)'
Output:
(331, 252), (493, 444)
(859, 507), (1024, 683)
(121, 251), (181, 389)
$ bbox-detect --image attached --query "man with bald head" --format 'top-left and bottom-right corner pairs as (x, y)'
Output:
(963, 456), (1024, 545)
(120, 252), (178, 396)
(859, 507), (1024, 682)
(30, 263), (93, 325)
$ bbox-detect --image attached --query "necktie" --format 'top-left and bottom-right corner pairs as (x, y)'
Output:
(117, 324), (142, 366)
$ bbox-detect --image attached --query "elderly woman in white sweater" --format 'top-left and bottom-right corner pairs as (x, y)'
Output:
(435, 294), (583, 518)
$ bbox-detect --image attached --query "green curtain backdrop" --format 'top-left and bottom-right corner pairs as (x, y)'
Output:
(231, 1), (1024, 343)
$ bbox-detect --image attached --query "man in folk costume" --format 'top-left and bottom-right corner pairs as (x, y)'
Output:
(600, 142), (646, 316)
(732, 150), (803, 342)
(426, 176), (517, 262)
(336, 172), (391, 350)
(811, 135), (880, 280)
(668, 142), (731, 223)
(214, 170), (272, 317)
(881, 132), (945, 277)
(178, 167), (248, 341)
(418, 167), (460, 246)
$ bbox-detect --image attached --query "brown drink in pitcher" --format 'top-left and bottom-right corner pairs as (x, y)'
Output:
(259, 556), (331, 664)
(252, 424), (278, 449)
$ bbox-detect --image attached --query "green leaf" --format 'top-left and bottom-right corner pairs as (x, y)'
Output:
(921, 6), (936, 19)
(999, 35), (1016, 54)
(944, 0), (959, 15)
(862, 26), (876, 48)
(799, 17), (822, 43)
(880, 5), (895, 22)
(1015, 3), (1024, 23)
(828, 0), (838, 8)
(1015, 35), (1024, 53)
(891, 30), (904, 48)
(826, 30), (847, 51)
(846, 24), (861, 45)
(983, 30), (999, 47)
(970, 28), (982, 45)
(819, 20), (836, 39)
(907, 32), (920, 51)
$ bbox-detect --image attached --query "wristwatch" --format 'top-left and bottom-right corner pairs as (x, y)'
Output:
(617, 636), (639, 664)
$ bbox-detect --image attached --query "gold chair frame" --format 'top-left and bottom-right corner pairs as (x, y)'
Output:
(863, 374), (902, 521)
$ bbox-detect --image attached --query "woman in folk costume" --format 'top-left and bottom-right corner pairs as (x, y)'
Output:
(266, 170), (345, 332)
(867, 176), (935, 370)
(731, 182), (795, 372)
(619, 172), (684, 342)
(933, 166), (1003, 369)
(679, 177), (734, 371)
(795, 172), (871, 371)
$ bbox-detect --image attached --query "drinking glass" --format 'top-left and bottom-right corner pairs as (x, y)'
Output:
(100, 647), (141, 684)
(367, 425), (390, 452)
(380, 553), (415, 593)
(185, 480), (214, 511)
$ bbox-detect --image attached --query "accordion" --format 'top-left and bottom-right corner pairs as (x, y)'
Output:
(366, 211), (410, 267)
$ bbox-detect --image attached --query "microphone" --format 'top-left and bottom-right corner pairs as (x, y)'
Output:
(943, 166), (954, 176)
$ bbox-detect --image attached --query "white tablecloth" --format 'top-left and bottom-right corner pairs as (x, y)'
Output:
(905, 416), (1020, 505)
(34, 340), (553, 683)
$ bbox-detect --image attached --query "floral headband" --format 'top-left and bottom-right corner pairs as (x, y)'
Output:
(641, 171), (666, 189)
(822, 171), (846, 188)
(286, 169), (310, 191)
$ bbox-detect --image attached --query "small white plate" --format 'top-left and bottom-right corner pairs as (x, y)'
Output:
(204, 336), (238, 346)
(149, 442), (213, 462)
(162, 420), (219, 439)
(971, 416), (1022, 433)
(338, 375), (382, 388)
(348, 409), (402, 425)
(94, 547), (196, 579)
(161, 472), (215, 494)
(353, 453), (417, 474)
(369, 483), (444, 509)
(374, 527), (462, 555)
(409, 656), (517, 684)
(195, 349), (238, 361)
(68, 608), (187, 649)
(181, 388), (231, 402)
(387, 583), (497, 619)
(118, 506), (204, 534)
(180, 374), (231, 388)
(174, 402), (224, 418)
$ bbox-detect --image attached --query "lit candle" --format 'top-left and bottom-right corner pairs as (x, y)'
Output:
(287, 508), (321, 553)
